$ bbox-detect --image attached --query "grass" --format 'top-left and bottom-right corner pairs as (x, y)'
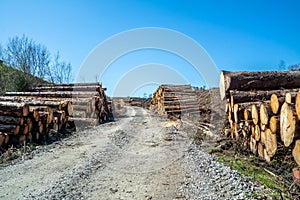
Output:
(214, 150), (292, 199)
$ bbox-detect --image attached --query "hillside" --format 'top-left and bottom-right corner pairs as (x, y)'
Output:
(0, 61), (48, 95)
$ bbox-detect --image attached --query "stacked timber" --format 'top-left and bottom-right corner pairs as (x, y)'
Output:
(0, 82), (113, 148)
(220, 70), (300, 165)
(150, 85), (200, 118)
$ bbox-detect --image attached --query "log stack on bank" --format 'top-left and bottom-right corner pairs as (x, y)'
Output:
(220, 70), (300, 166)
(150, 84), (201, 119)
(0, 82), (113, 148)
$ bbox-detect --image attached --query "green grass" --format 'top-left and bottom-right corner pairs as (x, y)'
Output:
(214, 151), (291, 199)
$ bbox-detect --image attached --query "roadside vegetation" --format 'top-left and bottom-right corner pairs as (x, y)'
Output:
(0, 35), (73, 94)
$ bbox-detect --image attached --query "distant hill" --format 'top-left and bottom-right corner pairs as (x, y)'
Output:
(0, 61), (48, 95)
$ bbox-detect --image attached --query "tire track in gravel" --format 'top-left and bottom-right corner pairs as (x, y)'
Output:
(0, 106), (190, 200)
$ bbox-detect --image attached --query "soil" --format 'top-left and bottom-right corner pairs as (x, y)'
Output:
(0, 106), (196, 200)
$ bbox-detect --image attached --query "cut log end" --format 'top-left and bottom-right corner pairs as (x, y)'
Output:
(296, 91), (300, 120)
(280, 102), (296, 147)
(293, 140), (300, 166)
(270, 94), (279, 114)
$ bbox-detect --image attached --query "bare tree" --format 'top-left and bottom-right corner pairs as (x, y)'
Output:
(278, 60), (286, 71)
(4, 35), (51, 79)
(0, 43), (4, 62)
(289, 63), (300, 71)
(48, 52), (73, 84)
(2, 35), (73, 84)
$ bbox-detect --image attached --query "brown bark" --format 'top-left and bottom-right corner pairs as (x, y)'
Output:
(219, 70), (300, 100)
(5, 91), (98, 98)
(0, 102), (29, 117)
(32, 85), (100, 92)
(0, 115), (24, 125)
(0, 124), (20, 134)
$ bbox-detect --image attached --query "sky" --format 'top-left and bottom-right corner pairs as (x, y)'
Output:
(1, 0), (300, 97)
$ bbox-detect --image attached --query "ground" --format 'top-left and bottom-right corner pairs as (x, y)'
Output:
(0, 106), (264, 200)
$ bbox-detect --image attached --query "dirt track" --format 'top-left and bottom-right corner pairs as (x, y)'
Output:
(0, 106), (192, 199)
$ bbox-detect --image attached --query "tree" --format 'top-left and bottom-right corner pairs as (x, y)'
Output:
(288, 63), (300, 71)
(1, 35), (73, 84)
(278, 60), (286, 71)
(0, 43), (4, 61)
(4, 35), (51, 79)
(48, 52), (72, 84)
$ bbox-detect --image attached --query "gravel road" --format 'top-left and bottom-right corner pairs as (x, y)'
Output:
(0, 106), (264, 199)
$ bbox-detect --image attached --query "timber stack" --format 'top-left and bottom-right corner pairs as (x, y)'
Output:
(150, 84), (200, 119)
(0, 82), (113, 149)
(220, 70), (300, 166)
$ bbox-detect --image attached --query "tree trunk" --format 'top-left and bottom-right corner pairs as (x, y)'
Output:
(219, 70), (300, 100)
(0, 115), (24, 125)
(5, 91), (98, 98)
(0, 124), (20, 134)
(0, 102), (29, 117)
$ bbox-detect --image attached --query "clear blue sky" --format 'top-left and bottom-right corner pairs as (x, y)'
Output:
(1, 0), (300, 96)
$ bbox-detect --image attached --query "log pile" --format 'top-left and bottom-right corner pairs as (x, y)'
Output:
(150, 84), (200, 119)
(220, 70), (300, 165)
(0, 82), (113, 148)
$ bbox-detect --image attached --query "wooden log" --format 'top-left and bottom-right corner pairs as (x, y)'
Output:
(264, 148), (271, 162)
(254, 125), (261, 141)
(0, 124), (20, 134)
(233, 104), (244, 123)
(219, 70), (300, 100)
(295, 91), (300, 120)
(261, 130), (266, 145)
(244, 109), (251, 121)
(280, 102), (300, 147)
(260, 103), (271, 126)
(230, 90), (274, 104)
(0, 115), (24, 125)
(293, 140), (300, 166)
(31, 85), (100, 92)
(270, 94), (285, 114)
(250, 135), (257, 155)
(5, 91), (98, 98)
(252, 104), (259, 125)
(264, 128), (277, 157)
(257, 142), (264, 159)
(37, 82), (102, 87)
(0, 102), (29, 117)
(285, 92), (293, 104)
(269, 116), (278, 134)
(0, 132), (5, 146)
